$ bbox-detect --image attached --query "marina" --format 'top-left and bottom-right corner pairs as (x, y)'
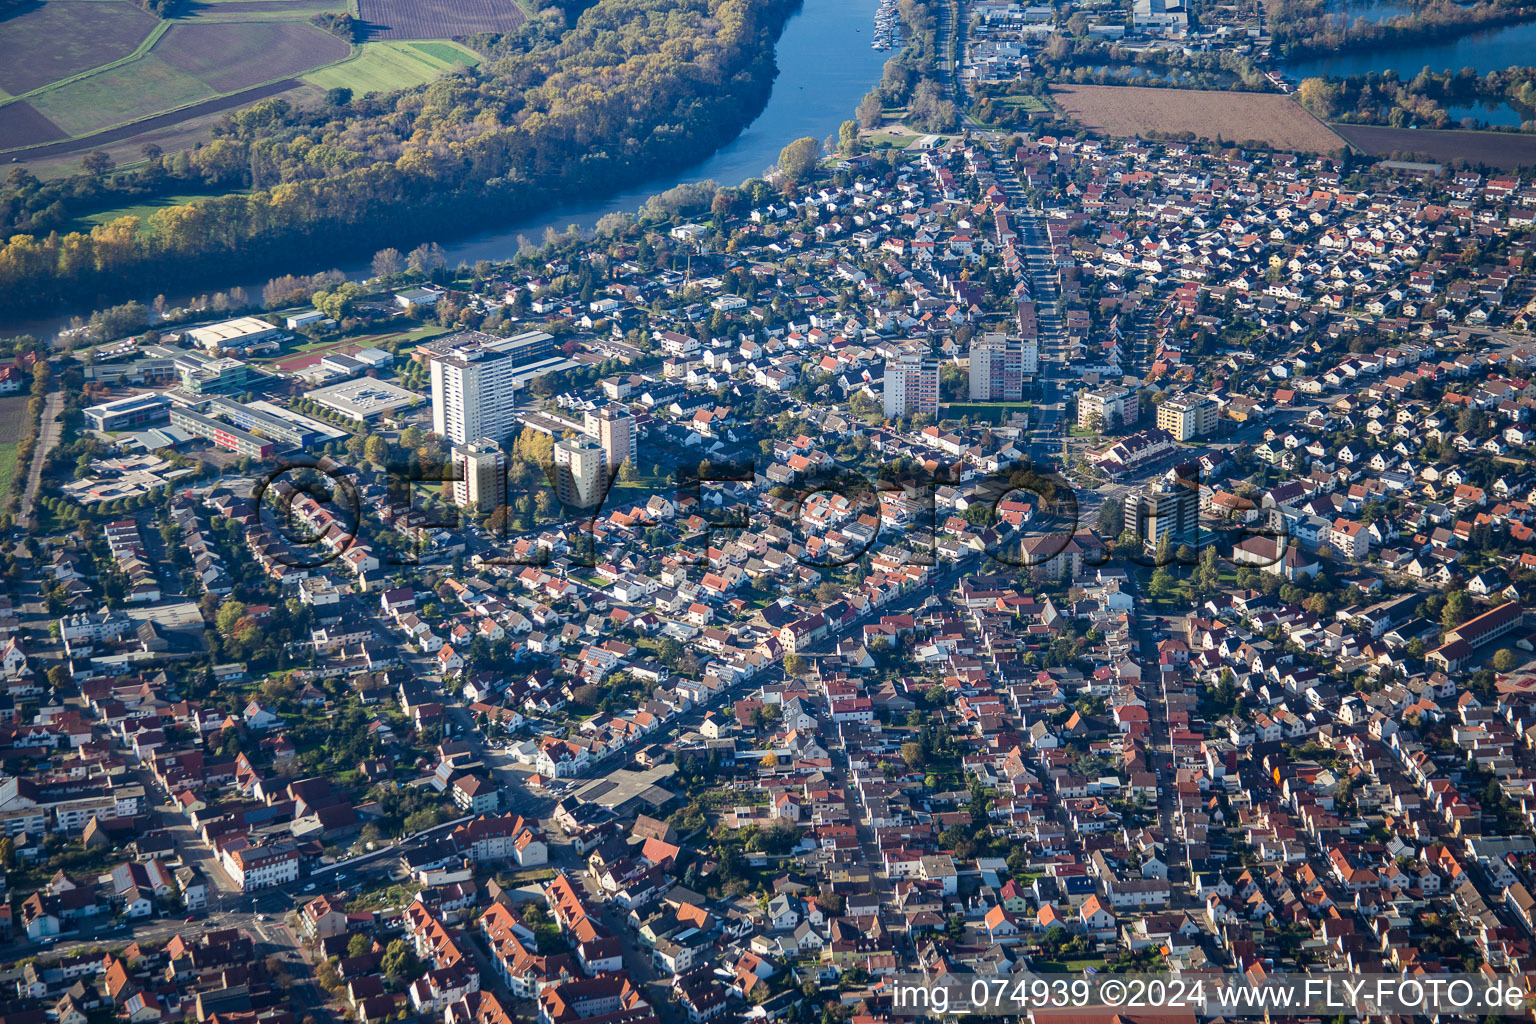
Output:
(873, 0), (899, 49)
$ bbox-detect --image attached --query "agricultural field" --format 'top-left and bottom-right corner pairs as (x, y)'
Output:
(304, 39), (480, 93)
(29, 54), (218, 136)
(355, 0), (524, 40)
(0, 0), (159, 95)
(0, 101), (68, 148)
(155, 21), (349, 92)
(181, 0), (348, 19)
(1331, 123), (1536, 171)
(1052, 84), (1347, 153)
(1, 0), (484, 167)
(0, 395), (32, 508)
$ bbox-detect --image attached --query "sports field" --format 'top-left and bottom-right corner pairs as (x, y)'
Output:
(304, 39), (480, 93)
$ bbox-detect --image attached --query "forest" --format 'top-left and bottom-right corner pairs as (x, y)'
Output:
(0, 0), (799, 317)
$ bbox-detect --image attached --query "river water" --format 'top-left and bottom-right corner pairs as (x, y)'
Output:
(4, 0), (888, 340)
(431, 0), (892, 262)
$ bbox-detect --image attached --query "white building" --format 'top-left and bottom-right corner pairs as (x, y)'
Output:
(220, 842), (300, 891)
(427, 331), (559, 444)
(884, 346), (939, 419)
(968, 333), (1037, 401)
(585, 405), (634, 475)
(452, 437), (507, 512)
(183, 316), (282, 353)
(554, 436), (606, 508)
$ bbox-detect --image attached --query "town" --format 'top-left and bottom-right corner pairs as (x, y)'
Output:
(0, 111), (1535, 1024)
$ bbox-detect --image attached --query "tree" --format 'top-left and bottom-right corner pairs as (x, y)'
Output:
(857, 90), (884, 129)
(347, 933), (372, 958)
(364, 434), (389, 467)
(407, 242), (446, 275)
(313, 281), (364, 320)
(784, 654), (806, 676)
(381, 939), (421, 985)
(1441, 589), (1472, 631)
(778, 137), (822, 183)
(215, 599), (248, 636)
(1296, 77), (1341, 117)
(1493, 648), (1518, 672)
(901, 742), (925, 768)
(81, 150), (114, 177)
(838, 119), (860, 156)
(371, 248), (404, 277)
(46, 664), (70, 689)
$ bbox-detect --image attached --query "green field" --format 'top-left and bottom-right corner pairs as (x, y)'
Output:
(943, 401), (1033, 423)
(0, 395), (31, 507)
(0, 444), (18, 508)
(998, 96), (1050, 112)
(303, 40), (480, 94)
(30, 53), (214, 135)
(185, 0), (349, 19)
(67, 189), (254, 230)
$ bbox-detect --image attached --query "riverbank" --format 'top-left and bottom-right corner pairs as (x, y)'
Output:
(0, 0), (801, 322)
(2, 0), (892, 338)
(1272, 0), (1536, 60)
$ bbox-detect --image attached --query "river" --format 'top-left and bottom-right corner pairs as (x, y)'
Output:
(4, 0), (889, 341)
(429, 0), (892, 262)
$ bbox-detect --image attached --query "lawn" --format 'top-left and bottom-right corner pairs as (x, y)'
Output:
(30, 53), (214, 135)
(302, 39), (479, 94)
(943, 401), (1032, 424)
(0, 444), (19, 508)
(67, 189), (253, 230)
(0, 394), (31, 506)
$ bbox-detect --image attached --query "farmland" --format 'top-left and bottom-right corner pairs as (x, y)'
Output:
(1331, 123), (1536, 171)
(1052, 85), (1348, 154)
(0, 396), (31, 508)
(1, 0), (488, 167)
(155, 21), (350, 92)
(0, 0), (159, 95)
(355, 0), (524, 40)
(0, 102), (68, 149)
(304, 39), (480, 94)
(30, 54), (218, 136)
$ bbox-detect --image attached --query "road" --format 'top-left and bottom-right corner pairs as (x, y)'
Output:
(20, 390), (63, 530)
